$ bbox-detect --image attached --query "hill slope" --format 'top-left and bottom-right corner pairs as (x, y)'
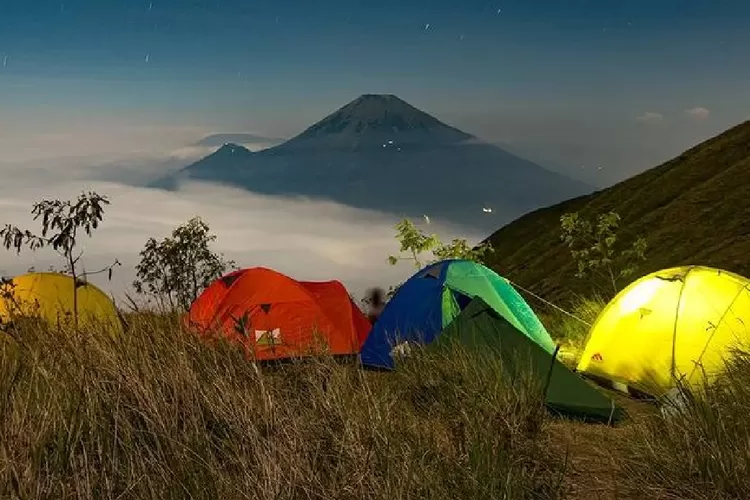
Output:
(152, 94), (592, 231)
(483, 120), (750, 305)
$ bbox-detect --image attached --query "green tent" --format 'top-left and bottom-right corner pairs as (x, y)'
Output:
(432, 297), (624, 423)
(359, 259), (557, 370)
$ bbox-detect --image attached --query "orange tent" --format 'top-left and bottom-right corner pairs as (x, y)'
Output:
(187, 267), (371, 360)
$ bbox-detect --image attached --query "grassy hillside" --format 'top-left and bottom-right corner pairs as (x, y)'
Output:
(0, 315), (566, 499)
(3, 312), (750, 499)
(483, 120), (750, 305)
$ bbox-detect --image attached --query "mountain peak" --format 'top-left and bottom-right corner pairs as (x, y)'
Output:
(270, 93), (475, 152)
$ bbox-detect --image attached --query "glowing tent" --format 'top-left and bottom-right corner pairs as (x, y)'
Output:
(187, 267), (371, 360)
(0, 272), (122, 333)
(576, 266), (750, 398)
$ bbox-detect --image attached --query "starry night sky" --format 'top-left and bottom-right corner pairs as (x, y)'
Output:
(1, 0), (749, 184)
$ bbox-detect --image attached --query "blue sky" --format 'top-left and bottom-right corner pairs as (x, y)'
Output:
(1, 0), (749, 184)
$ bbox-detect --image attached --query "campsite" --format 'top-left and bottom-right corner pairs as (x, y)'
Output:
(3, 1), (749, 496)
(2, 192), (750, 500)
(2, 119), (750, 498)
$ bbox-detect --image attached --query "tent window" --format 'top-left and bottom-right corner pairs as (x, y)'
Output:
(453, 291), (473, 310)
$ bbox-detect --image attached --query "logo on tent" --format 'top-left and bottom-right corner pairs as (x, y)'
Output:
(255, 328), (282, 346)
(390, 341), (414, 359)
(591, 353), (603, 362)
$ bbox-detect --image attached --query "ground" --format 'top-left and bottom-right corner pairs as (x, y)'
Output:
(547, 392), (656, 500)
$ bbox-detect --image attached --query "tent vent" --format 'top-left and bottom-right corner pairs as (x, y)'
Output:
(221, 274), (241, 287)
(260, 303), (272, 314)
(419, 266), (442, 279)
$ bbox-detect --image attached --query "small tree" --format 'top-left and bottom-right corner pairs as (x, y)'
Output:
(382, 218), (494, 299)
(132, 216), (237, 311)
(387, 218), (494, 269)
(0, 191), (120, 326)
(560, 210), (647, 295)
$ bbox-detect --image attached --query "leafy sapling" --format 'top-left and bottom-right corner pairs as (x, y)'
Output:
(132, 216), (237, 311)
(0, 191), (121, 326)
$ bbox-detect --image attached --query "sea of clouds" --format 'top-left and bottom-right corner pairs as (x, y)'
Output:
(0, 127), (484, 307)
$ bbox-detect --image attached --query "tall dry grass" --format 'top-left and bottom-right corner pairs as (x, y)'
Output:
(621, 351), (750, 500)
(0, 312), (565, 500)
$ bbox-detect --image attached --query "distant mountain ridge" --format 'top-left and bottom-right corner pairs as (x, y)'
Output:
(195, 133), (284, 148)
(151, 94), (593, 231)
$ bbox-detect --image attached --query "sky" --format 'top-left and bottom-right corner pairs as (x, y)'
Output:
(0, 1), (748, 301)
(1, 0), (749, 182)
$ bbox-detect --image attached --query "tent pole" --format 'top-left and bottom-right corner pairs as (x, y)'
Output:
(543, 344), (562, 399)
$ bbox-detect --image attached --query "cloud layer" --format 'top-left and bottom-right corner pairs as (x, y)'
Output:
(0, 153), (482, 308)
(636, 111), (664, 123)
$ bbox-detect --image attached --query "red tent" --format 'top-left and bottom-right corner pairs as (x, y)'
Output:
(187, 267), (371, 360)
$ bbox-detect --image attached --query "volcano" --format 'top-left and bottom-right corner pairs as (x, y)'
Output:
(151, 94), (593, 231)
(274, 93), (474, 152)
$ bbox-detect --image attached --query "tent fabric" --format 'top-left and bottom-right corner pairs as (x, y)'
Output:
(434, 297), (622, 422)
(359, 259), (556, 369)
(188, 267), (370, 360)
(297, 280), (372, 349)
(0, 272), (122, 333)
(577, 265), (750, 398)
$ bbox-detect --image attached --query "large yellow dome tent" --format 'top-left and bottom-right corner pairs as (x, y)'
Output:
(0, 272), (123, 334)
(576, 265), (750, 398)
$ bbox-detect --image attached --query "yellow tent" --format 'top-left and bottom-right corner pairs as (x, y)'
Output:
(0, 272), (122, 334)
(576, 266), (750, 398)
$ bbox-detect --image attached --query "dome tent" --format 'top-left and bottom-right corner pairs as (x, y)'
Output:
(359, 259), (556, 370)
(433, 296), (622, 422)
(0, 272), (122, 333)
(576, 265), (750, 398)
(188, 267), (371, 361)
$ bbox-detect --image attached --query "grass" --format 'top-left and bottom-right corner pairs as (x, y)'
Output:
(621, 352), (750, 500)
(1, 302), (750, 500)
(533, 294), (607, 368)
(0, 313), (565, 500)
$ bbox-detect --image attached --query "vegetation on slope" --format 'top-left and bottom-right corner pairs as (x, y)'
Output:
(622, 352), (750, 500)
(0, 316), (565, 500)
(3, 295), (750, 499)
(483, 120), (750, 305)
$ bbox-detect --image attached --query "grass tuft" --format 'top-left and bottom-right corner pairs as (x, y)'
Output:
(622, 350), (750, 500)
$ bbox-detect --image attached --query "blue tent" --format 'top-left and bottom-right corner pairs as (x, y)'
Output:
(359, 259), (556, 369)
